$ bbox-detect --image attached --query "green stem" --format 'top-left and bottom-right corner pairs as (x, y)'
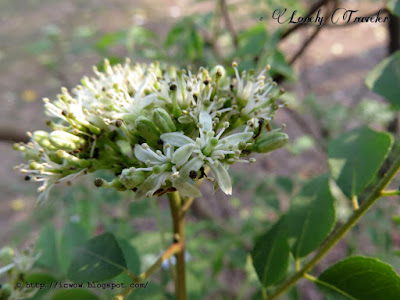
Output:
(268, 153), (400, 300)
(152, 198), (176, 280)
(168, 192), (187, 300)
(114, 242), (183, 300)
(380, 189), (400, 196)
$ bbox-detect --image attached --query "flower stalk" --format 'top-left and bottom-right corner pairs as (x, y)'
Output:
(168, 191), (187, 300)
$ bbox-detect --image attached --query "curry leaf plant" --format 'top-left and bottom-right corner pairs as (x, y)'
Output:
(13, 60), (288, 300)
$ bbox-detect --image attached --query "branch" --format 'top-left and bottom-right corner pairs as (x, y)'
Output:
(281, 0), (331, 39)
(324, 8), (389, 27)
(284, 107), (327, 154)
(268, 148), (400, 299)
(288, 26), (322, 66)
(220, 0), (239, 49)
(0, 129), (29, 143)
(114, 242), (183, 300)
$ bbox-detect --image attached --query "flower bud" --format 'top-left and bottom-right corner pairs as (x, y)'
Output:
(134, 116), (161, 142)
(33, 130), (56, 150)
(119, 168), (146, 189)
(29, 161), (45, 170)
(94, 177), (126, 191)
(252, 131), (289, 153)
(49, 131), (86, 150)
(0, 283), (11, 299)
(152, 108), (176, 133)
(0, 247), (14, 265)
(210, 65), (226, 79)
(56, 150), (91, 168)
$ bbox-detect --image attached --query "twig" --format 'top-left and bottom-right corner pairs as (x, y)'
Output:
(285, 107), (327, 154)
(114, 242), (183, 300)
(0, 129), (29, 143)
(324, 8), (389, 27)
(288, 26), (322, 65)
(281, 0), (331, 40)
(219, 0), (239, 49)
(267, 149), (400, 299)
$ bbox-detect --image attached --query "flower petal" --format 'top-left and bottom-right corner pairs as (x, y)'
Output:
(134, 144), (165, 164)
(173, 180), (202, 198)
(199, 111), (212, 131)
(216, 132), (253, 150)
(134, 173), (168, 200)
(172, 144), (194, 167)
(161, 132), (194, 147)
(179, 156), (204, 179)
(207, 161), (232, 195)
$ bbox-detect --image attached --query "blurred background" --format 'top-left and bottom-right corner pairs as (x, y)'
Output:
(1, 0), (399, 299)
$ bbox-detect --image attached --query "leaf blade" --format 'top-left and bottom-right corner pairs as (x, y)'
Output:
(67, 233), (127, 283)
(251, 218), (290, 287)
(318, 256), (400, 300)
(328, 126), (393, 199)
(287, 174), (336, 258)
(365, 51), (400, 106)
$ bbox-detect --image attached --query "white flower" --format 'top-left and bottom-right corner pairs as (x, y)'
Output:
(161, 111), (254, 195)
(16, 60), (287, 202)
(132, 142), (201, 199)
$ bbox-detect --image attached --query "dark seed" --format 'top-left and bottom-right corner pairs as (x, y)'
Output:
(94, 178), (103, 187)
(189, 170), (198, 180)
(115, 119), (123, 127)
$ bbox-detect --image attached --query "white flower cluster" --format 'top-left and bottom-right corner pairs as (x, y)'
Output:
(15, 59), (288, 204)
(0, 247), (41, 300)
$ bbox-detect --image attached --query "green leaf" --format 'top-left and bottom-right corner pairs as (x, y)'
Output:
(236, 24), (268, 57)
(60, 221), (88, 272)
(251, 218), (290, 287)
(95, 30), (127, 54)
(126, 282), (163, 300)
(388, 0), (400, 17)
(67, 233), (127, 283)
(328, 126), (393, 198)
(287, 174), (336, 258)
(25, 273), (56, 300)
(117, 238), (141, 275)
(266, 49), (295, 81)
(365, 51), (400, 106)
(35, 224), (59, 270)
(49, 289), (100, 300)
(318, 256), (400, 300)
(276, 176), (294, 194)
(27, 39), (53, 54)
(165, 22), (186, 48)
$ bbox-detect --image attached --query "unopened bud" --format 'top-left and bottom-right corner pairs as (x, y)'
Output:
(134, 116), (161, 142)
(252, 131), (289, 153)
(94, 178), (104, 187)
(33, 130), (56, 150)
(119, 168), (146, 189)
(152, 108), (176, 133)
(211, 65), (226, 79)
(49, 131), (86, 150)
